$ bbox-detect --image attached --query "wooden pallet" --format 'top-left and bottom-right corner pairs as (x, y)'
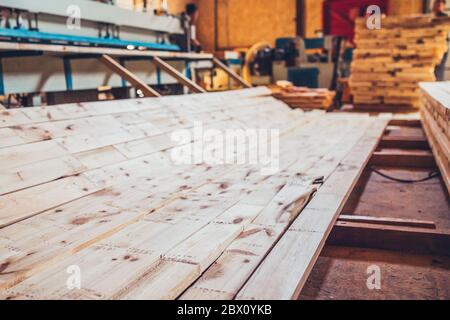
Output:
(419, 82), (450, 196)
(0, 88), (387, 300)
(350, 15), (450, 109)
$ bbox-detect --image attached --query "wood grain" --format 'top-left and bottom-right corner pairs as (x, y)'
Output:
(0, 88), (387, 299)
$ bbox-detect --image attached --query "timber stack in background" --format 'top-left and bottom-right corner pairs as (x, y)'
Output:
(420, 81), (450, 195)
(270, 82), (336, 111)
(350, 15), (450, 110)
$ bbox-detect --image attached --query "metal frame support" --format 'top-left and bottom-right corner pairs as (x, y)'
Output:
(185, 61), (192, 80)
(0, 50), (44, 94)
(156, 67), (162, 86)
(0, 58), (4, 95)
(0, 40), (219, 96)
(63, 57), (73, 91)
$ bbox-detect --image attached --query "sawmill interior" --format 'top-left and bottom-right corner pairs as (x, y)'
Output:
(0, 0), (449, 305)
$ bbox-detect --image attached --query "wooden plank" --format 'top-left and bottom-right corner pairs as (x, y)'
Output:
(0, 96), (282, 227)
(118, 260), (200, 300)
(0, 89), (390, 300)
(379, 136), (429, 149)
(0, 140), (69, 171)
(419, 82), (450, 196)
(0, 113), (347, 297)
(0, 176), (100, 228)
(0, 109), (32, 128)
(0, 128), (26, 148)
(110, 120), (328, 299)
(151, 57), (206, 93)
(271, 85), (336, 111)
(123, 188), (313, 300)
(181, 117), (375, 300)
(212, 57), (251, 88)
(388, 119), (421, 127)
(371, 150), (437, 168)
(236, 120), (388, 300)
(0, 120), (298, 296)
(0, 100), (295, 290)
(0, 88), (273, 130)
(180, 225), (284, 300)
(74, 146), (128, 170)
(329, 221), (450, 257)
(10, 115), (124, 144)
(98, 54), (161, 97)
(338, 215), (436, 229)
(0, 109), (250, 199)
(422, 113), (450, 194)
(0, 155), (87, 196)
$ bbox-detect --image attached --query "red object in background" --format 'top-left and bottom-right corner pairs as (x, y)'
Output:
(323, 0), (388, 42)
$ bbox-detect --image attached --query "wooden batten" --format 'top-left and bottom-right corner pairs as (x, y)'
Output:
(151, 56), (206, 93)
(99, 54), (161, 97)
(212, 58), (251, 88)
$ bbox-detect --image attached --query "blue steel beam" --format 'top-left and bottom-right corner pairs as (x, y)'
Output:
(0, 28), (180, 52)
(0, 58), (4, 95)
(63, 57), (73, 91)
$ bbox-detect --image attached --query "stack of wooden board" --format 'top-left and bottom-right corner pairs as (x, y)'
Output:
(419, 82), (450, 195)
(351, 15), (450, 109)
(0, 88), (387, 300)
(271, 85), (336, 110)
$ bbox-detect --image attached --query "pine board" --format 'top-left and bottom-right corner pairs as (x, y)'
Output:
(419, 82), (450, 195)
(0, 88), (387, 300)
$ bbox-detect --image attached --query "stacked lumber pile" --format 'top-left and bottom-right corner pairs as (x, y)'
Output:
(351, 15), (450, 109)
(270, 83), (336, 110)
(420, 82), (450, 195)
(0, 88), (387, 300)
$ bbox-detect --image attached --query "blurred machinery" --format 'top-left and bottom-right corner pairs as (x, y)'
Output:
(243, 36), (339, 89)
(0, 0), (210, 104)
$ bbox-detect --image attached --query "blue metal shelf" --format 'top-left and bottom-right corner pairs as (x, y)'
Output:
(0, 28), (180, 51)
